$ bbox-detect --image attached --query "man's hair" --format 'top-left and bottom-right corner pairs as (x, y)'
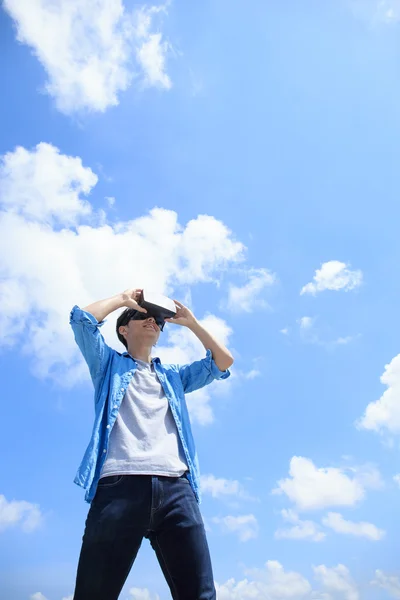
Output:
(116, 308), (138, 349)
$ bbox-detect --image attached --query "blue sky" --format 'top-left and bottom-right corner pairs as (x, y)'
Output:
(1, 1), (400, 599)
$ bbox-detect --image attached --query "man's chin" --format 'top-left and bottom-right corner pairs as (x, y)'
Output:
(142, 329), (159, 338)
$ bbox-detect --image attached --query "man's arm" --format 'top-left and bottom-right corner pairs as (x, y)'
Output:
(166, 300), (234, 372)
(83, 288), (147, 322)
(186, 321), (233, 372)
(71, 289), (147, 384)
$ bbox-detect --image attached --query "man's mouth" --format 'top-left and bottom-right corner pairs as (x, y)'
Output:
(143, 323), (157, 331)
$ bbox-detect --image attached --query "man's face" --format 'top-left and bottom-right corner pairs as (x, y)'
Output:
(119, 315), (161, 347)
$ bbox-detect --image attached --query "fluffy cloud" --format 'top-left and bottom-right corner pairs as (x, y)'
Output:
(275, 509), (325, 542)
(300, 261), (362, 295)
(75, 560), (362, 600)
(0, 143), (244, 413)
(30, 596), (73, 600)
(212, 514), (259, 542)
(129, 588), (160, 600)
(322, 512), (385, 541)
(298, 316), (314, 330)
(372, 570), (400, 599)
(313, 565), (359, 600)
(273, 457), (378, 511)
(357, 353), (400, 435)
(216, 560), (312, 599)
(0, 494), (42, 533)
(394, 474), (400, 487)
(224, 268), (275, 313)
(134, 5), (171, 90)
(380, 0), (400, 22)
(3, 0), (171, 114)
(296, 316), (356, 348)
(0, 143), (96, 224)
(200, 474), (256, 501)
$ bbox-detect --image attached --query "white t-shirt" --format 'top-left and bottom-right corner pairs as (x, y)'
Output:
(100, 358), (188, 478)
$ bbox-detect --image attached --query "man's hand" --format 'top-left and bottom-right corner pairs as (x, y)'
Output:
(82, 289), (146, 323)
(165, 300), (198, 328)
(121, 289), (147, 313)
(166, 300), (234, 371)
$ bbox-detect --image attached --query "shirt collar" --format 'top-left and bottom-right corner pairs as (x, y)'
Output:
(122, 352), (161, 364)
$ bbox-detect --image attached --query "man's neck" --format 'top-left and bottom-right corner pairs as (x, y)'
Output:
(127, 343), (153, 364)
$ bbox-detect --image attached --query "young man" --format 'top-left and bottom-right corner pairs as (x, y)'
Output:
(69, 288), (233, 600)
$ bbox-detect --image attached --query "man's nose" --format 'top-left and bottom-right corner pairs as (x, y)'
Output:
(146, 316), (156, 323)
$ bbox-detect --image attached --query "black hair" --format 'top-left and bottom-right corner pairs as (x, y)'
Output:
(116, 308), (138, 349)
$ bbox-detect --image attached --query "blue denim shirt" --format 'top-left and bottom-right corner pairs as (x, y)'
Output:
(69, 306), (230, 503)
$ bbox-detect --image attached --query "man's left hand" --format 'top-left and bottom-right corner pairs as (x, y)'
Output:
(165, 300), (198, 328)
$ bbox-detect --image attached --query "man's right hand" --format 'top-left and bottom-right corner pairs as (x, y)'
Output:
(121, 289), (147, 313)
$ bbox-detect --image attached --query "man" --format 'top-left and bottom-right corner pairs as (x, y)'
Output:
(69, 288), (234, 600)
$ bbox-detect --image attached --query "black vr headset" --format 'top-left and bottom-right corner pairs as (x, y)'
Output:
(131, 290), (177, 330)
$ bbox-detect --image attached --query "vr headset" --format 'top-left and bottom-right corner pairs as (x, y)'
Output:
(132, 290), (177, 330)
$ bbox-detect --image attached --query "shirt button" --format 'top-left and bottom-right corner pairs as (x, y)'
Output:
(103, 449), (107, 453)
(106, 425), (110, 429)
(121, 388), (125, 393)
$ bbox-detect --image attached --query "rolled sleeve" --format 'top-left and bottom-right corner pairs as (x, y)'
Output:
(69, 305), (106, 328)
(179, 349), (230, 394)
(206, 349), (231, 381)
(69, 305), (112, 383)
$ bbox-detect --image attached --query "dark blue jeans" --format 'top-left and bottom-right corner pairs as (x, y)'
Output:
(73, 473), (216, 600)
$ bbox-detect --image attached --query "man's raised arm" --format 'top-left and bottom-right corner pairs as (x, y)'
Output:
(83, 288), (147, 322)
(165, 300), (234, 372)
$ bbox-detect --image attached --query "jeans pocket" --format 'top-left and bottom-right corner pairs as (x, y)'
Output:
(180, 472), (191, 483)
(97, 475), (124, 488)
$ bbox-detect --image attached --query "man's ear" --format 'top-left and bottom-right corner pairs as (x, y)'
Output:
(118, 325), (127, 339)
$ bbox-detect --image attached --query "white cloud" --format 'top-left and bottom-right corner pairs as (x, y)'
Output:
(296, 316), (356, 348)
(0, 495), (42, 532)
(394, 474), (400, 487)
(300, 261), (362, 295)
(275, 509), (326, 542)
(30, 596), (76, 600)
(280, 328), (289, 335)
(105, 196), (116, 207)
(313, 565), (359, 600)
(216, 560), (312, 599)
(216, 560), (363, 600)
(351, 0), (400, 24)
(346, 463), (383, 490)
(128, 588), (160, 600)
(3, 0), (171, 114)
(245, 369), (261, 379)
(381, 0), (400, 22)
(225, 268), (275, 313)
(298, 316), (314, 329)
(322, 512), (385, 541)
(0, 143), (96, 225)
(201, 474), (256, 501)
(334, 336), (354, 345)
(134, 5), (172, 90)
(273, 457), (373, 511)
(0, 143), (243, 421)
(372, 570), (400, 599)
(357, 353), (400, 435)
(212, 514), (259, 542)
